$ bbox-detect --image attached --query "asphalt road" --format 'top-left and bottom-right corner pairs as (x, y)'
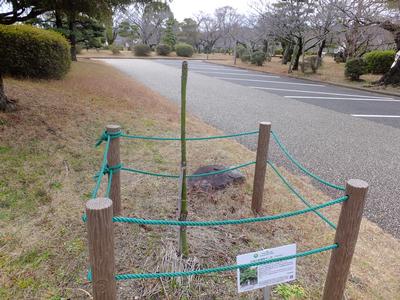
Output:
(101, 58), (400, 239)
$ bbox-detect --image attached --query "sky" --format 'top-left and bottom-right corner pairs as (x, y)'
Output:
(170, 0), (253, 21)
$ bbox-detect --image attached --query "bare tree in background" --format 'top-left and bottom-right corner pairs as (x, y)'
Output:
(121, 2), (172, 45)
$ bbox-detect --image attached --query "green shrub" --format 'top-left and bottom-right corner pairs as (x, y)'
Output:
(175, 43), (194, 57)
(275, 48), (283, 56)
(156, 44), (171, 56)
(345, 58), (367, 81)
(110, 44), (123, 55)
(236, 45), (247, 58)
(241, 53), (251, 63)
(250, 51), (266, 66)
(364, 50), (396, 74)
(75, 44), (83, 54)
(0, 24), (71, 79)
(133, 43), (151, 56)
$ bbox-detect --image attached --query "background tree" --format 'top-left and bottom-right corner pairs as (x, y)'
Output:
(177, 18), (200, 49)
(161, 17), (177, 48)
(121, 1), (172, 45)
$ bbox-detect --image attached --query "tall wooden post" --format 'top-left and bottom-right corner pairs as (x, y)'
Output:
(251, 122), (271, 214)
(106, 124), (121, 216)
(86, 198), (116, 300)
(323, 179), (368, 300)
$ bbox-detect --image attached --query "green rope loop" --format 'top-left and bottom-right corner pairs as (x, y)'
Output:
(268, 160), (337, 229)
(121, 130), (259, 141)
(120, 161), (256, 179)
(107, 244), (337, 280)
(110, 195), (346, 226)
(91, 136), (111, 198)
(95, 130), (122, 147)
(81, 195), (346, 225)
(270, 131), (345, 191)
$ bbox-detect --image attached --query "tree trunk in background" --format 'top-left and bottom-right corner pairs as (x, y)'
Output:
(292, 39), (302, 71)
(0, 74), (16, 112)
(379, 21), (400, 85)
(68, 17), (77, 61)
(317, 39), (326, 59)
(282, 44), (293, 65)
(55, 10), (62, 28)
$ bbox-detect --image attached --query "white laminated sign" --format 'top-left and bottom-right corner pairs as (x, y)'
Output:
(236, 244), (296, 293)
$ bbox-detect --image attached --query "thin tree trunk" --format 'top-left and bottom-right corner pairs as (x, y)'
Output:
(317, 39), (326, 59)
(55, 10), (62, 28)
(282, 43), (293, 65)
(292, 39), (302, 71)
(68, 17), (77, 61)
(178, 61), (189, 258)
(0, 74), (16, 112)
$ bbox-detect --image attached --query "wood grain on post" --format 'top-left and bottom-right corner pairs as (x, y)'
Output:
(251, 122), (271, 214)
(86, 198), (116, 300)
(323, 179), (368, 300)
(106, 125), (121, 216)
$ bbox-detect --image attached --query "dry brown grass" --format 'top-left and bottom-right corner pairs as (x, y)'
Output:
(0, 60), (399, 299)
(210, 55), (400, 96)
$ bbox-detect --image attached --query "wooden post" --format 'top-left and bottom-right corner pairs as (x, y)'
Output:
(86, 198), (116, 300)
(323, 179), (368, 300)
(251, 122), (271, 214)
(106, 124), (121, 216)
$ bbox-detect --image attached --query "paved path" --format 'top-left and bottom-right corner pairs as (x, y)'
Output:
(101, 58), (400, 239)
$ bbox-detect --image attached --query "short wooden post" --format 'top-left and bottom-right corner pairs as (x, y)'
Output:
(86, 198), (116, 300)
(251, 122), (271, 214)
(323, 179), (368, 300)
(106, 124), (121, 216)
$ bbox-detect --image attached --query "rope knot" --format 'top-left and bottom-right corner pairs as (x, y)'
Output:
(95, 130), (122, 147)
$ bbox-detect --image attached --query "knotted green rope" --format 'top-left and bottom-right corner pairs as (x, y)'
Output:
(111, 244), (338, 280)
(95, 130), (122, 147)
(120, 161), (256, 179)
(91, 136), (111, 198)
(121, 130), (259, 141)
(107, 195), (346, 226)
(268, 160), (337, 229)
(271, 131), (345, 191)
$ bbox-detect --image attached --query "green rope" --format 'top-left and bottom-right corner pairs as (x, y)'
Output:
(105, 171), (113, 198)
(268, 161), (337, 230)
(270, 131), (345, 191)
(120, 161), (256, 179)
(95, 130), (122, 147)
(109, 195), (346, 226)
(113, 244), (338, 280)
(121, 130), (259, 141)
(91, 136), (111, 198)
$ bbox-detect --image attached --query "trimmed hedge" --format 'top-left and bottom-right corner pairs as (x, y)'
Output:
(0, 24), (71, 79)
(364, 50), (396, 74)
(133, 44), (151, 56)
(156, 44), (171, 56)
(345, 58), (367, 81)
(175, 43), (194, 57)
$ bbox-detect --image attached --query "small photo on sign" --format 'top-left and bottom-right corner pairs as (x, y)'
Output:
(237, 243), (296, 293)
(239, 266), (258, 288)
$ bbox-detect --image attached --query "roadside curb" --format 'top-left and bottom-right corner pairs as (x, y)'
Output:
(204, 60), (400, 98)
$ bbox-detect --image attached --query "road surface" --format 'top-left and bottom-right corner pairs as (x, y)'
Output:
(101, 58), (400, 239)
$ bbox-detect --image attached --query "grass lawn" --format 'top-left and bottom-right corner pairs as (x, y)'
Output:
(210, 55), (400, 96)
(0, 60), (399, 299)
